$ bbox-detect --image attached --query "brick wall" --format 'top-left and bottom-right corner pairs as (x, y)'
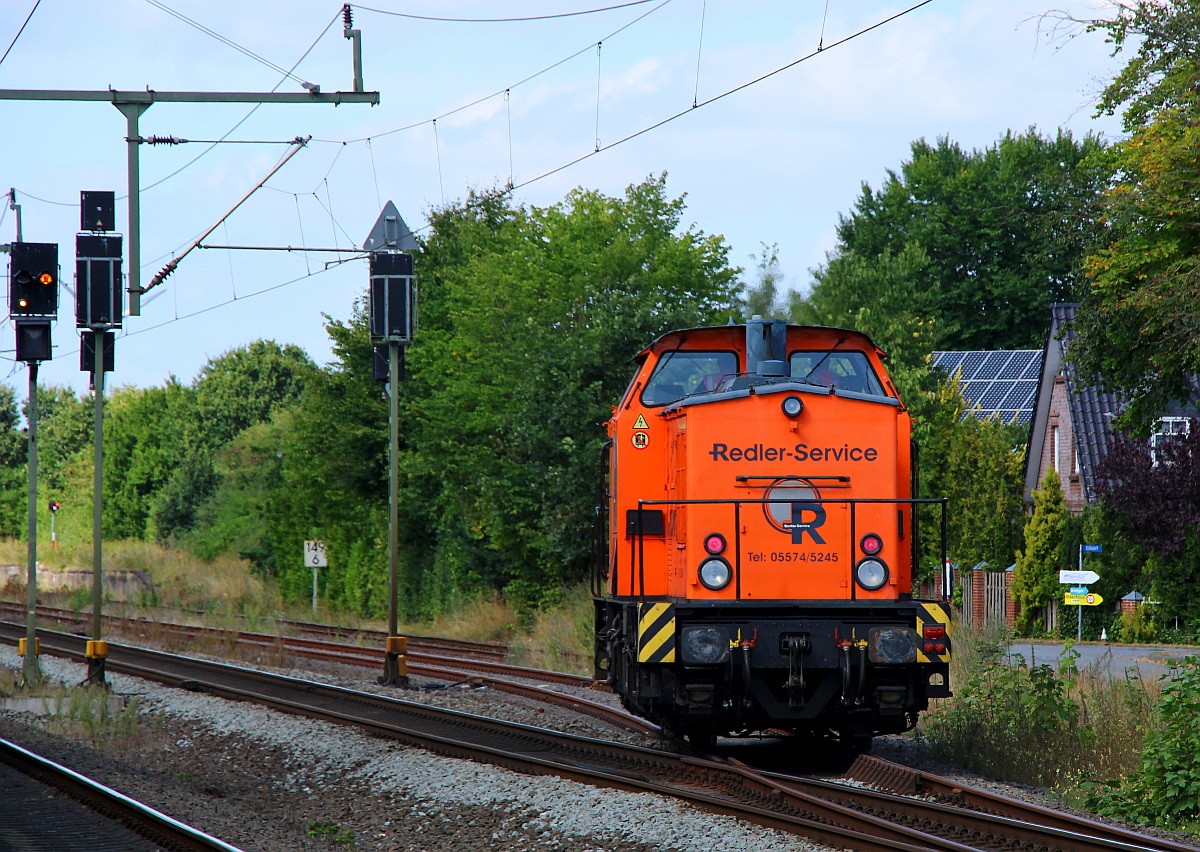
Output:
(1034, 376), (1087, 514)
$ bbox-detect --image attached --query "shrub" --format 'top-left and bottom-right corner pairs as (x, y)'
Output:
(1115, 605), (1157, 644)
(919, 635), (1083, 786)
(1088, 657), (1200, 831)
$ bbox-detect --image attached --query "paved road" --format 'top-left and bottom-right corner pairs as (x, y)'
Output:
(1007, 641), (1198, 680)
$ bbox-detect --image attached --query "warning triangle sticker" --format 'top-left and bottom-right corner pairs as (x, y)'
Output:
(632, 414), (649, 429)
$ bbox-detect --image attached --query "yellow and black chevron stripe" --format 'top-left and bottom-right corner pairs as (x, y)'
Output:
(916, 601), (952, 664)
(637, 602), (676, 664)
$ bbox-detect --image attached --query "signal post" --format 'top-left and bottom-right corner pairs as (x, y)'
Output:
(365, 202), (417, 687)
(76, 191), (123, 685)
(8, 238), (58, 684)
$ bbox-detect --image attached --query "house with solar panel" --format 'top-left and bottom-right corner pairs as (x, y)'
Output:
(938, 303), (1191, 516)
(933, 304), (1115, 514)
(1021, 303), (1124, 514)
(930, 349), (1042, 426)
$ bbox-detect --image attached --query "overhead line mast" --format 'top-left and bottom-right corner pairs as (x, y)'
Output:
(0, 7), (378, 315)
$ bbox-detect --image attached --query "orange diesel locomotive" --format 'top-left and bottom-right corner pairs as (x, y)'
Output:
(593, 317), (951, 747)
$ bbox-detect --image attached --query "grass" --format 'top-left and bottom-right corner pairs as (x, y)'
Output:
(507, 584), (594, 674)
(917, 626), (1159, 790)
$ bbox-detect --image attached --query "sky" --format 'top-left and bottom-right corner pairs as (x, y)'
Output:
(0, 0), (1126, 401)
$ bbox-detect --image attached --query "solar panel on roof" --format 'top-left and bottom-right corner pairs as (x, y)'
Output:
(959, 352), (988, 378)
(932, 352), (965, 377)
(931, 349), (1044, 425)
(961, 381), (989, 404)
(999, 351), (1037, 380)
(999, 382), (1034, 409)
(980, 386), (1010, 408)
(978, 352), (1010, 378)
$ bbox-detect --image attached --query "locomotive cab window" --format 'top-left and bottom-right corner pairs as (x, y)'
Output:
(641, 351), (738, 406)
(790, 351), (887, 397)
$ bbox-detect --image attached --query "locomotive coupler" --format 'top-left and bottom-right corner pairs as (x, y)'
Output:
(782, 634), (809, 709)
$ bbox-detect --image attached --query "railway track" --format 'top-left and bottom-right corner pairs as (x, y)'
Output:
(3, 620), (1195, 852)
(0, 602), (654, 735)
(0, 602), (508, 662)
(0, 736), (241, 851)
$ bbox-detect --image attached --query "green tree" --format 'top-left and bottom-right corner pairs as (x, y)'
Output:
(154, 341), (315, 542)
(1068, 1), (1200, 431)
(1013, 469), (1068, 634)
(191, 340), (314, 449)
(0, 385), (26, 537)
(828, 129), (1107, 350)
(34, 386), (92, 495)
(741, 243), (784, 319)
(102, 381), (193, 540)
(403, 175), (740, 611)
(790, 243), (937, 401)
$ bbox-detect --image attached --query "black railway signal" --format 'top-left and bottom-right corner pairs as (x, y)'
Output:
(368, 252), (415, 344)
(76, 234), (123, 328)
(9, 242), (59, 317)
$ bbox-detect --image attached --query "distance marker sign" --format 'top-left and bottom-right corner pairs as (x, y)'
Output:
(304, 540), (328, 568)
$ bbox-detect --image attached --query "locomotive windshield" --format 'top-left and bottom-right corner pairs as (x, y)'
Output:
(790, 351), (887, 397)
(641, 350), (738, 406)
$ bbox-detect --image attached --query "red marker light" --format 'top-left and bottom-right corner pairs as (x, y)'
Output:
(861, 533), (883, 556)
(704, 533), (726, 555)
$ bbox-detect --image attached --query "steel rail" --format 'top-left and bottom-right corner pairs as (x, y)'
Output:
(0, 602), (508, 661)
(0, 737), (243, 851)
(760, 761), (1198, 852)
(5, 619), (1192, 852)
(0, 622), (966, 851)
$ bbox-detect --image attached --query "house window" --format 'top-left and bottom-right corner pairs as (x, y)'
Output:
(1052, 425), (1060, 474)
(1151, 417), (1191, 466)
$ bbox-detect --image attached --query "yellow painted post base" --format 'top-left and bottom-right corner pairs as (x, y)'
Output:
(85, 640), (109, 686)
(17, 638), (40, 657)
(379, 636), (410, 687)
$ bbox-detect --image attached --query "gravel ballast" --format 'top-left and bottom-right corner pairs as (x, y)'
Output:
(0, 646), (837, 852)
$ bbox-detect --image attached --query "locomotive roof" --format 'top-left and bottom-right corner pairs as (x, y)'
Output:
(636, 323), (887, 361)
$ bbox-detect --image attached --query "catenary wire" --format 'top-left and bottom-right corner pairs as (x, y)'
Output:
(142, 0), (305, 85)
(508, 0), (935, 193)
(323, 0), (674, 144)
(138, 8), (341, 195)
(0, 0), (41, 69)
(352, 0), (659, 24)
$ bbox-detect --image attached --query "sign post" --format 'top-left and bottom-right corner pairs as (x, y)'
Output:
(1060, 544), (1103, 642)
(305, 540), (327, 615)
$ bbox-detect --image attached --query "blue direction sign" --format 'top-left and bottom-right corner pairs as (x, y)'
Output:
(1082, 543), (1103, 553)
(1070, 586), (1089, 595)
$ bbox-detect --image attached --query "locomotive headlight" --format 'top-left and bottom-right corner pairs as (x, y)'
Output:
(781, 394), (804, 418)
(697, 557), (732, 590)
(854, 557), (889, 591)
(681, 627), (729, 664)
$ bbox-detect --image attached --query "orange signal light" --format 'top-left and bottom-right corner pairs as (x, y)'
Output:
(37, 272), (53, 285)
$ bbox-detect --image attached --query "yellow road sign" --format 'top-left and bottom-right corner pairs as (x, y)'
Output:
(1064, 592), (1104, 606)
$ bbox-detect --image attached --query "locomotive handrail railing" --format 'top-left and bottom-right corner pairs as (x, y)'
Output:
(617, 496), (948, 600)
